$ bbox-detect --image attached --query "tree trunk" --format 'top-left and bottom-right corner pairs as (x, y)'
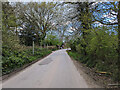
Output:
(117, 1), (120, 83)
(81, 2), (90, 56)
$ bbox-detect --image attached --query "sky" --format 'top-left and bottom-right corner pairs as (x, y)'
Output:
(3, 0), (118, 37)
(2, 0), (115, 2)
(3, 0), (52, 2)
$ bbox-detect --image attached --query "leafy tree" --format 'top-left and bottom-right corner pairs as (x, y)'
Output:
(67, 1), (119, 82)
(45, 34), (62, 46)
(2, 2), (20, 50)
(67, 2), (93, 55)
(15, 2), (58, 46)
(91, 1), (120, 81)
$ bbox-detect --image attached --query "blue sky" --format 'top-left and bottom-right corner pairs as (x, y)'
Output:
(6, 0), (114, 2)
(8, 0), (52, 2)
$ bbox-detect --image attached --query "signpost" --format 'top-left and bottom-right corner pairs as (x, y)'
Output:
(47, 44), (48, 49)
(33, 38), (35, 55)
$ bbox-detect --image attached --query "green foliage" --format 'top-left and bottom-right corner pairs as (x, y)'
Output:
(2, 30), (21, 51)
(67, 51), (80, 61)
(67, 26), (118, 82)
(45, 34), (62, 46)
(17, 2), (58, 46)
(1, 2), (58, 76)
(2, 47), (52, 75)
(68, 38), (81, 52)
(2, 2), (21, 51)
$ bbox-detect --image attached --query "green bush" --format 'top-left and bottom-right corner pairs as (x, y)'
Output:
(68, 51), (80, 61)
(2, 47), (52, 75)
(67, 26), (118, 82)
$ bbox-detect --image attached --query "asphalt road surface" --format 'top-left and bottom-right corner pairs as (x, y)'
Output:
(2, 49), (90, 88)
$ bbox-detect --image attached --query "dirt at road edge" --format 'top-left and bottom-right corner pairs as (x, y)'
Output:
(72, 59), (103, 88)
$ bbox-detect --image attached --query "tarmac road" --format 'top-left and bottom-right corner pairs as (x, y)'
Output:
(2, 49), (89, 88)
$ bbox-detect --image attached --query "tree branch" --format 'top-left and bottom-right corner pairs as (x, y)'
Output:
(94, 19), (118, 25)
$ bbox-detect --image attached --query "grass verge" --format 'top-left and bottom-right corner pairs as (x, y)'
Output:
(67, 50), (119, 88)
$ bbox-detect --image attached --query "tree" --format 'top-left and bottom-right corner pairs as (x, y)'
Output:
(15, 2), (58, 46)
(66, 1), (120, 82)
(65, 2), (93, 55)
(91, 1), (120, 81)
(45, 34), (60, 46)
(2, 2), (20, 50)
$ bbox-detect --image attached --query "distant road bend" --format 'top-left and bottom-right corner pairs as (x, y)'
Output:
(3, 49), (90, 88)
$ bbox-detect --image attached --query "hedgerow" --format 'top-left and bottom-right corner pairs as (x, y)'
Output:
(2, 47), (52, 75)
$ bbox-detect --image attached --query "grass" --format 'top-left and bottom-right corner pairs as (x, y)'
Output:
(67, 50), (120, 83)
(67, 50), (80, 61)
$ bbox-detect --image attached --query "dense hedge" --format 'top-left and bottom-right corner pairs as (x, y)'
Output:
(67, 26), (119, 82)
(2, 47), (52, 75)
(68, 51), (118, 82)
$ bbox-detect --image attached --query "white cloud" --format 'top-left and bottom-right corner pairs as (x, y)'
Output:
(94, 21), (103, 26)
(109, 19), (117, 23)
